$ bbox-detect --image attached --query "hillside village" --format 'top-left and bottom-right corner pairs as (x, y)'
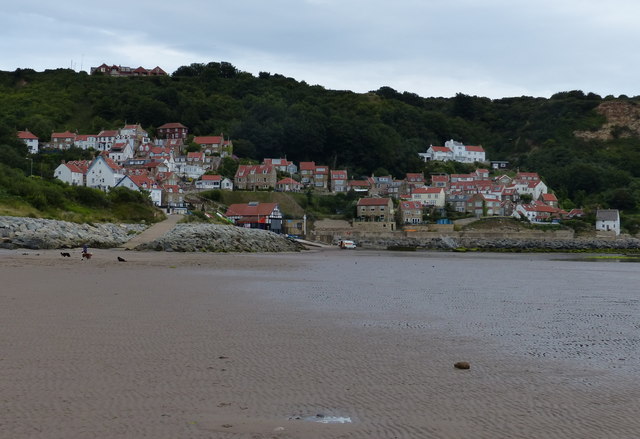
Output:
(17, 121), (621, 237)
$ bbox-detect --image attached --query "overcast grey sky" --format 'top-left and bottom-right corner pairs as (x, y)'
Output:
(3, 0), (639, 98)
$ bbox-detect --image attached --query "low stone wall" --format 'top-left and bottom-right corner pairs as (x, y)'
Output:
(137, 224), (305, 252)
(0, 216), (147, 250)
(311, 223), (640, 251)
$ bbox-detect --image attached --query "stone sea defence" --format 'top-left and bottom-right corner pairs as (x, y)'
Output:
(0, 216), (147, 250)
(136, 223), (305, 252)
(356, 235), (640, 251)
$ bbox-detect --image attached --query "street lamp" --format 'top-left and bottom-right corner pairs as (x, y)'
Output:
(25, 157), (33, 176)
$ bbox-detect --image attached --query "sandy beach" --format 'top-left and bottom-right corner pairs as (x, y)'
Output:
(2, 248), (640, 438)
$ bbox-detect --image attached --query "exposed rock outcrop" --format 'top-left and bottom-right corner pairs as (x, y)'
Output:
(0, 216), (146, 249)
(136, 223), (305, 252)
(574, 101), (640, 140)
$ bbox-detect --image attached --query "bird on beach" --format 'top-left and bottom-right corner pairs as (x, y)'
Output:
(117, 256), (126, 262)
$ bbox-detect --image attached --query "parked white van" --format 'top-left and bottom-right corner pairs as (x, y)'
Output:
(339, 240), (357, 249)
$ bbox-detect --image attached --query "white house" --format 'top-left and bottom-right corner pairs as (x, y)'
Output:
(115, 175), (162, 205)
(17, 130), (39, 154)
(264, 158), (298, 175)
(96, 130), (118, 152)
(596, 209), (620, 235)
(444, 139), (487, 163)
(53, 160), (89, 186)
(86, 155), (125, 190)
(411, 187), (446, 207)
(195, 174), (233, 191)
(419, 146), (454, 162)
(74, 134), (98, 150)
(109, 141), (135, 163)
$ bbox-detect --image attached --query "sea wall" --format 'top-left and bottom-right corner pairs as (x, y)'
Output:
(136, 223), (305, 252)
(0, 216), (147, 250)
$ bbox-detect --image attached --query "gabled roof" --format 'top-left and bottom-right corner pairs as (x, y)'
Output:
(357, 197), (392, 206)
(542, 193), (558, 202)
(158, 122), (187, 129)
(299, 161), (316, 171)
(52, 131), (76, 139)
(97, 130), (118, 137)
(277, 177), (301, 185)
(235, 164), (274, 177)
(63, 160), (90, 174)
(194, 136), (223, 145)
(201, 174), (222, 181)
(465, 145), (485, 152)
(17, 130), (38, 140)
(430, 146), (452, 153)
(596, 209), (619, 221)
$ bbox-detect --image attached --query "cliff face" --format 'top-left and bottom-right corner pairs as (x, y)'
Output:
(575, 101), (640, 140)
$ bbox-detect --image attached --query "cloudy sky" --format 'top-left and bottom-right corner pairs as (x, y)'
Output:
(3, 0), (639, 99)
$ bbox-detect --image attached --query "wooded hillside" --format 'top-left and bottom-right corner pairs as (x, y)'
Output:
(2, 62), (640, 214)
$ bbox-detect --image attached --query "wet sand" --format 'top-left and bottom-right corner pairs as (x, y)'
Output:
(1, 248), (640, 438)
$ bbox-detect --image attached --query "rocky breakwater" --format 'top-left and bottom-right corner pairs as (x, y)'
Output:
(136, 223), (305, 252)
(0, 216), (147, 250)
(358, 235), (640, 251)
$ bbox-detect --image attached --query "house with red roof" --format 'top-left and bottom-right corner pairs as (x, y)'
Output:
(356, 197), (394, 222)
(513, 201), (565, 223)
(53, 160), (90, 186)
(225, 202), (283, 232)
(96, 130), (118, 152)
(411, 187), (446, 207)
(405, 173), (426, 189)
(299, 161), (316, 186)
(539, 193), (559, 208)
(445, 139), (487, 163)
(115, 175), (162, 205)
(330, 170), (348, 193)
(157, 122), (188, 140)
(234, 164), (277, 190)
(50, 131), (76, 150)
(74, 134), (97, 150)
(195, 174), (233, 191)
(194, 135), (233, 157)
(419, 145), (453, 162)
(275, 177), (303, 192)
(109, 141), (135, 163)
(399, 200), (423, 224)
(17, 130), (39, 154)
(347, 179), (372, 195)
(312, 164), (330, 190)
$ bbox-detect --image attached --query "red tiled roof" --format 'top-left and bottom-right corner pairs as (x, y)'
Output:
(194, 136), (223, 145)
(17, 130), (38, 140)
(201, 174), (222, 181)
(158, 122), (187, 129)
(465, 145), (485, 152)
(412, 187), (444, 194)
(277, 177), (300, 185)
(299, 161), (316, 171)
(357, 197), (392, 206)
(52, 131), (76, 138)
